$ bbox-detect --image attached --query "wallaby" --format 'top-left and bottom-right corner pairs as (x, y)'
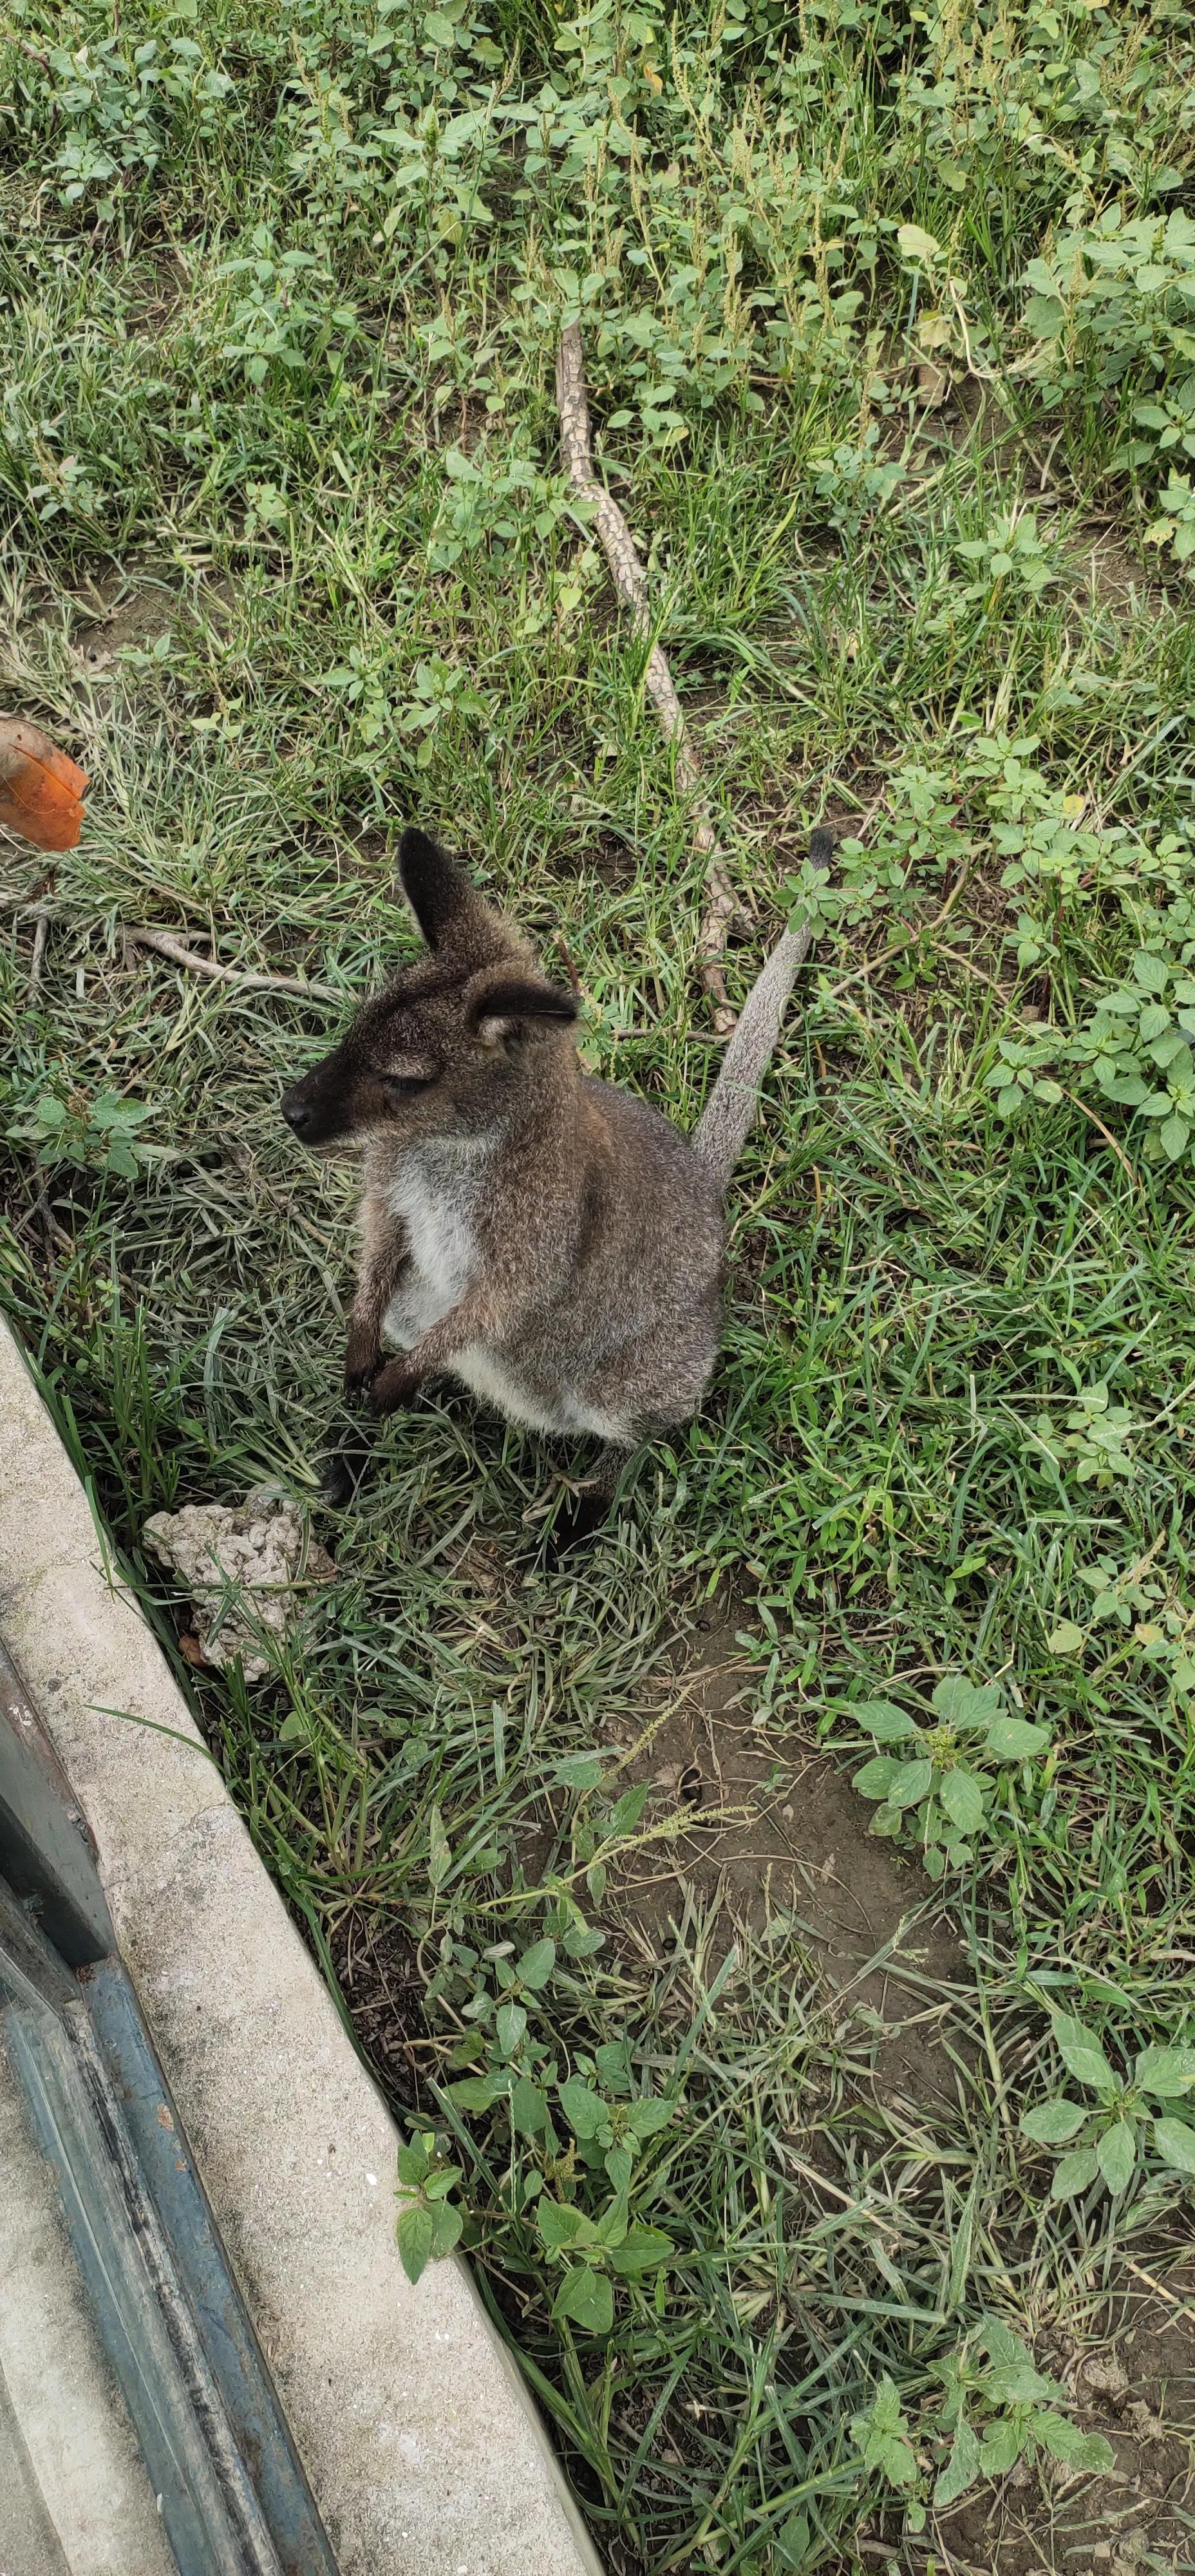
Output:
(281, 826), (829, 1514)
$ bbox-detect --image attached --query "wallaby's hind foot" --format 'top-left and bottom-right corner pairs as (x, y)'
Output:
(544, 1444), (628, 1562)
(317, 1426), (374, 1508)
(548, 1486), (613, 1558)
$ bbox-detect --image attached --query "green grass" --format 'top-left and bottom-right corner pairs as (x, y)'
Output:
(5, 0), (1195, 2567)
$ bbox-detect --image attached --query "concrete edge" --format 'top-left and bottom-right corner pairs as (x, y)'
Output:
(0, 1318), (603, 2576)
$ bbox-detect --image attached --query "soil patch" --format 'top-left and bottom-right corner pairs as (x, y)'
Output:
(68, 567), (232, 673)
(71, 573), (183, 670)
(604, 1601), (968, 2105)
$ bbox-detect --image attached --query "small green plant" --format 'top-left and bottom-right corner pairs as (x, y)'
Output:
(322, 650), (490, 766)
(851, 1678), (1050, 1877)
(954, 508), (1060, 601)
(10, 1087), (157, 1180)
(1021, 2015), (1195, 2199)
(1048, 1554), (1195, 1703)
(811, 430), (905, 536)
(989, 939), (1195, 1170)
(851, 2325), (1114, 2533)
(850, 2376), (923, 2526)
(218, 228), (359, 386)
(1022, 209), (1195, 473)
(1030, 1384), (1138, 1489)
(1146, 469), (1195, 565)
(932, 2321), (1114, 2497)
(534, 2193), (674, 2336)
(395, 2130), (466, 2282)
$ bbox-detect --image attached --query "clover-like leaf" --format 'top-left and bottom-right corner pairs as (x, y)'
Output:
(939, 1768), (986, 1835)
(1136, 2045), (1195, 2098)
(1021, 2098), (1090, 2145)
(560, 2076), (607, 2140)
(1052, 2015), (1117, 2096)
(536, 2197), (594, 2252)
(1096, 2119), (1136, 2195)
(1051, 2146), (1100, 2199)
(396, 2201), (434, 2285)
(979, 2415), (1026, 2476)
(608, 2224), (674, 2275)
(552, 2265), (614, 2335)
(854, 1755), (900, 1800)
(934, 2420), (982, 2509)
(625, 2096), (672, 2139)
(897, 223), (941, 264)
(887, 1757), (934, 1809)
(931, 1676), (1003, 1728)
(511, 2077), (550, 2136)
(496, 2003), (527, 2055)
(429, 2201), (463, 2258)
(518, 1938), (556, 1989)
(1153, 2115), (1195, 2175)
(1033, 2414), (1115, 2474)
(856, 1700), (917, 1742)
(985, 1714), (1050, 1760)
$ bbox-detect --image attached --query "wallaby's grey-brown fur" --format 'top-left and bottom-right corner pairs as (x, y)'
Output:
(281, 827), (824, 1490)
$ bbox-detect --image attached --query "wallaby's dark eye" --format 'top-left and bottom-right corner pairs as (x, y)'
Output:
(380, 1071), (430, 1099)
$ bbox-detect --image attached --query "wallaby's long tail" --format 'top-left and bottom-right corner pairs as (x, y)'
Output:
(692, 828), (832, 1191)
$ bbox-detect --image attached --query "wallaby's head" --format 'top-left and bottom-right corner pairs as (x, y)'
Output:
(281, 828), (578, 1152)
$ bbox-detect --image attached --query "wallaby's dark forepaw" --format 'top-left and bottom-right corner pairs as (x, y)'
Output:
(344, 1331), (384, 1397)
(344, 1366), (382, 1399)
(369, 1357), (419, 1415)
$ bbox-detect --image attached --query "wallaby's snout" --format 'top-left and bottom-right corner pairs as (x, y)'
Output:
(281, 1051), (353, 1148)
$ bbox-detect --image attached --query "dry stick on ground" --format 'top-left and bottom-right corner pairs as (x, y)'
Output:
(124, 924), (340, 1004)
(25, 905), (50, 1003)
(556, 321), (754, 1035)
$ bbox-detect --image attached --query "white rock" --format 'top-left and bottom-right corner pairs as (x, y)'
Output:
(142, 1485), (334, 1679)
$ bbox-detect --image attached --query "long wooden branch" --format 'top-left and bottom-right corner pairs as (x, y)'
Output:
(125, 925), (340, 1004)
(556, 322), (744, 1035)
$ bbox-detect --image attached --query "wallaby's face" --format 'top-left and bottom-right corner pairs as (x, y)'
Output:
(280, 828), (578, 1153)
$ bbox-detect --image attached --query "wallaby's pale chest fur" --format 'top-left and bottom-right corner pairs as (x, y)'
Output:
(281, 824), (827, 1497)
(373, 1136), (633, 1439)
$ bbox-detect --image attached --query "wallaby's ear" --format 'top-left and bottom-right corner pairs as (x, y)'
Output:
(397, 826), (477, 951)
(467, 973), (578, 1047)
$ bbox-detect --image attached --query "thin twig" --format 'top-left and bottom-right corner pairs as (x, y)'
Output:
(1061, 1087), (1140, 1188)
(556, 322), (744, 1033)
(1124, 2253), (1195, 2334)
(818, 869), (981, 1007)
(26, 905), (50, 1003)
(1, 22), (52, 68)
(124, 924), (340, 1005)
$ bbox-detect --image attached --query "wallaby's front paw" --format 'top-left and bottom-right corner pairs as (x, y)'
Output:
(369, 1357), (419, 1415)
(344, 1326), (384, 1396)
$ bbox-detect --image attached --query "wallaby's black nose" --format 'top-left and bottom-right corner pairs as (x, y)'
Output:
(281, 1092), (312, 1135)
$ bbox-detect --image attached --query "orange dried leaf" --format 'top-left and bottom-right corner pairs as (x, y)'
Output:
(0, 719), (88, 851)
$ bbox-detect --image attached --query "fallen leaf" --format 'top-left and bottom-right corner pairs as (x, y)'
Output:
(915, 357), (950, 409)
(0, 719), (88, 851)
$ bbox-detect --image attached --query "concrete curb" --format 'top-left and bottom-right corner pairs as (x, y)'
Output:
(0, 1319), (603, 2576)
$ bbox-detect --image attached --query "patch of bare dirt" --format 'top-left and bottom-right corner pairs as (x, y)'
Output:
(71, 573), (185, 671)
(66, 565), (233, 674)
(603, 1602), (968, 2103)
